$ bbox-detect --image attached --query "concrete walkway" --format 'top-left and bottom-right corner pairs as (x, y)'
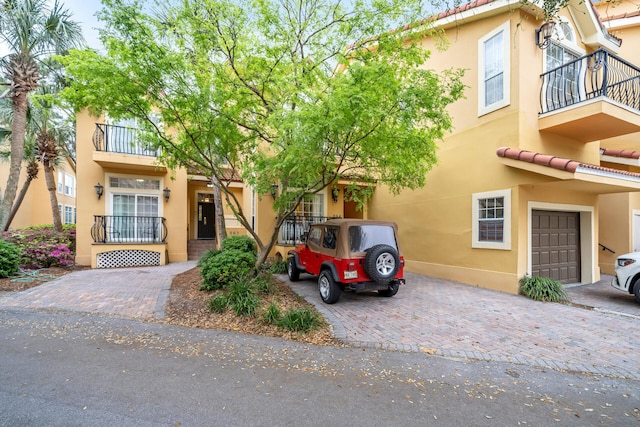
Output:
(1, 263), (638, 379)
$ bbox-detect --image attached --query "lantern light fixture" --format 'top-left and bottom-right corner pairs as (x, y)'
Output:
(94, 182), (104, 200)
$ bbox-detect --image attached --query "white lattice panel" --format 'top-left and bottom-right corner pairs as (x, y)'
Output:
(96, 249), (161, 268)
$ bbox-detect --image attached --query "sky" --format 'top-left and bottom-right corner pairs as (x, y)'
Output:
(63, 0), (103, 50)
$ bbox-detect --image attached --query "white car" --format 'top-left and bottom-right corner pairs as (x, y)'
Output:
(612, 252), (640, 303)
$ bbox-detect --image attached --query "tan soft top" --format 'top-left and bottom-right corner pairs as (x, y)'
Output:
(311, 219), (400, 258)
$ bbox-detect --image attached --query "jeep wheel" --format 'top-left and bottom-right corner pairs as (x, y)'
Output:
(635, 280), (640, 303)
(378, 282), (399, 297)
(287, 256), (300, 282)
(318, 270), (341, 304)
(364, 244), (400, 284)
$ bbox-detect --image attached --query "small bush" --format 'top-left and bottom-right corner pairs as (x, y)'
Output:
(0, 239), (21, 278)
(3, 225), (75, 269)
(519, 276), (569, 303)
(221, 235), (256, 254)
(263, 301), (282, 324)
(267, 260), (287, 274)
(200, 249), (257, 291)
(278, 307), (321, 332)
(207, 294), (229, 313)
(252, 274), (275, 294)
(197, 249), (221, 268)
(226, 276), (260, 317)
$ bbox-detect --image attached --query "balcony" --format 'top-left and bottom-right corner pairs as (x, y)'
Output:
(278, 215), (339, 246)
(92, 124), (166, 172)
(538, 49), (640, 142)
(91, 215), (167, 244)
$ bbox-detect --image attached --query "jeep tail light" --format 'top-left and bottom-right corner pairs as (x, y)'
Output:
(617, 258), (636, 267)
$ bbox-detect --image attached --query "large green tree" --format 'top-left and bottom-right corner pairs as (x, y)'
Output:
(0, 0), (83, 231)
(61, 0), (464, 267)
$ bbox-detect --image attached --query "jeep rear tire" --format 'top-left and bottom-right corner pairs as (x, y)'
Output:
(364, 244), (400, 284)
(318, 270), (341, 304)
(378, 282), (399, 297)
(287, 256), (300, 282)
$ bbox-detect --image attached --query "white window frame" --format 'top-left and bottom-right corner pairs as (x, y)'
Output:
(542, 18), (584, 72)
(64, 173), (76, 197)
(57, 171), (63, 194)
(472, 189), (511, 250)
(64, 205), (75, 224)
(106, 175), (164, 215)
(478, 21), (510, 116)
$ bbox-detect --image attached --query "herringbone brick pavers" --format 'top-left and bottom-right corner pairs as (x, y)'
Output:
(0, 262), (196, 320)
(285, 272), (640, 379)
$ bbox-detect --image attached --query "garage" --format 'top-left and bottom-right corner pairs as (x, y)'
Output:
(531, 210), (581, 284)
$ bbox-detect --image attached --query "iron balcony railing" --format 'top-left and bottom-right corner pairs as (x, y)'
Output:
(278, 215), (339, 246)
(91, 215), (167, 244)
(540, 48), (640, 114)
(93, 123), (160, 157)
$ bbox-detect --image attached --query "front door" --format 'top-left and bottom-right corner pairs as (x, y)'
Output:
(198, 201), (215, 239)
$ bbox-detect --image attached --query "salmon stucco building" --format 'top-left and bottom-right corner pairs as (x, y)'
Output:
(72, 0), (640, 296)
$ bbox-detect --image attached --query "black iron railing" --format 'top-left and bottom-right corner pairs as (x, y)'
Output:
(93, 123), (160, 157)
(540, 49), (640, 114)
(278, 215), (339, 246)
(91, 215), (167, 244)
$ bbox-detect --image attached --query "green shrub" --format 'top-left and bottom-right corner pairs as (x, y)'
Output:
(267, 260), (287, 274)
(221, 235), (256, 254)
(0, 239), (21, 278)
(519, 276), (569, 303)
(3, 225), (76, 268)
(207, 294), (229, 313)
(226, 276), (260, 317)
(278, 307), (321, 332)
(197, 249), (221, 268)
(263, 301), (282, 325)
(200, 249), (257, 291)
(252, 274), (275, 294)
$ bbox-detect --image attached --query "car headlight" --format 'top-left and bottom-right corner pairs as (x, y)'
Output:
(617, 258), (636, 267)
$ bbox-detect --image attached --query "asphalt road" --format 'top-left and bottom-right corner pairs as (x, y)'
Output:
(1, 308), (638, 426)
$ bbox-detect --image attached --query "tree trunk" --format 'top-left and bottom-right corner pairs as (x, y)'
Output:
(254, 213), (286, 270)
(44, 165), (62, 232)
(212, 175), (227, 248)
(0, 92), (28, 231)
(3, 174), (34, 232)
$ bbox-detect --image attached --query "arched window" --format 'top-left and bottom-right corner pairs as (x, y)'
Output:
(543, 19), (584, 109)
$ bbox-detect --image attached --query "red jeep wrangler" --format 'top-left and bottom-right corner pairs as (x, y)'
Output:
(287, 219), (405, 304)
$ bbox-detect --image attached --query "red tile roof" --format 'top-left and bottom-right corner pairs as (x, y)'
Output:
(496, 147), (640, 179)
(600, 148), (640, 159)
(599, 9), (640, 22)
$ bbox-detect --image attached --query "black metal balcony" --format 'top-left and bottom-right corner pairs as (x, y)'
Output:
(91, 215), (167, 244)
(540, 49), (640, 114)
(278, 215), (339, 246)
(93, 123), (160, 157)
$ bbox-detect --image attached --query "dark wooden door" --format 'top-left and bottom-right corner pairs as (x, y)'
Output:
(198, 202), (216, 239)
(531, 210), (580, 283)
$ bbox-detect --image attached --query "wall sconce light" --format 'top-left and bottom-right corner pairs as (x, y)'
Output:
(163, 187), (171, 202)
(331, 187), (340, 203)
(535, 20), (556, 49)
(94, 182), (104, 200)
(270, 184), (278, 199)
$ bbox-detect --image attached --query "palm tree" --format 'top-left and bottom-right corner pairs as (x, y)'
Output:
(0, 84), (74, 232)
(32, 87), (74, 232)
(0, 0), (83, 231)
